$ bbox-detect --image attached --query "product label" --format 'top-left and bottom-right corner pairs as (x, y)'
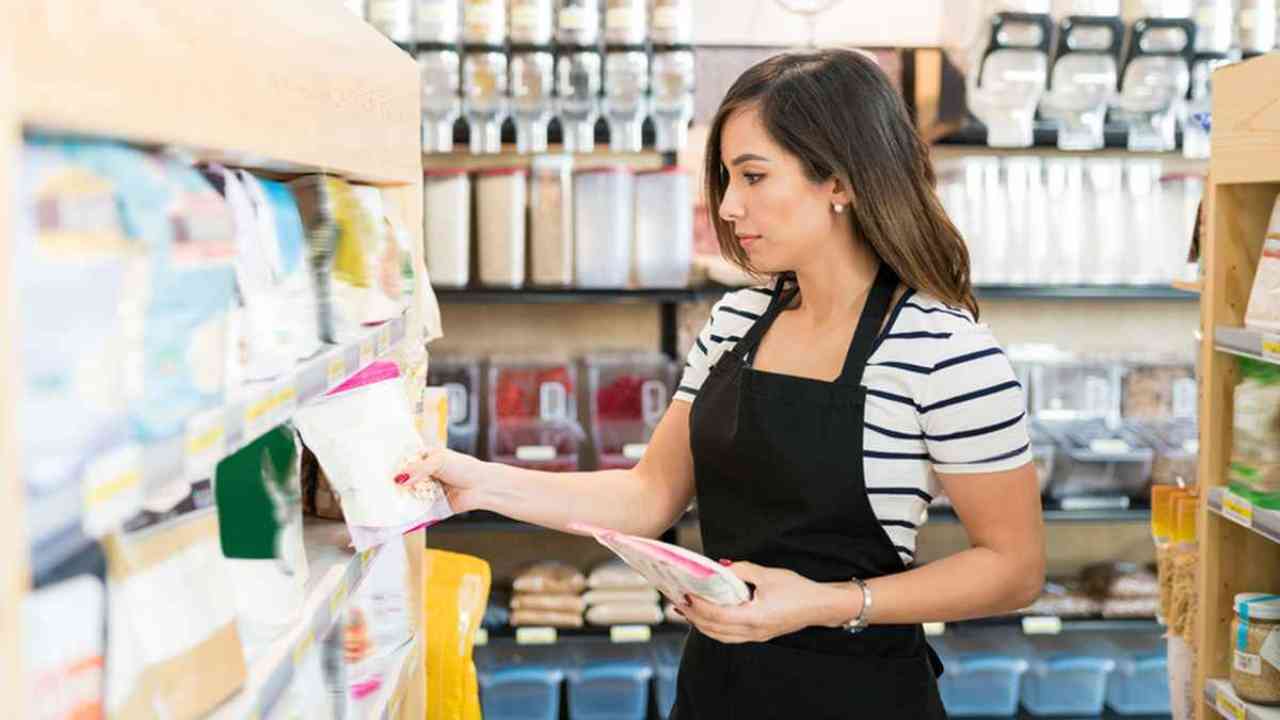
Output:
(1217, 686), (1247, 720)
(1021, 616), (1063, 635)
(510, 5), (545, 32)
(1223, 490), (1255, 529)
(1261, 628), (1280, 671)
(292, 628), (316, 668)
(516, 627), (557, 645)
(516, 445), (558, 462)
(1263, 335), (1280, 361)
(82, 444), (143, 538)
(1236, 650), (1264, 676)
(184, 409), (226, 484)
(611, 625), (652, 644)
(243, 383), (297, 442)
(327, 356), (347, 389)
(330, 577), (350, 616)
(1088, 438), (1131, 454)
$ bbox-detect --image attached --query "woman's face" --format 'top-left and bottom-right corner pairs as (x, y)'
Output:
(717, 105), (846, 274)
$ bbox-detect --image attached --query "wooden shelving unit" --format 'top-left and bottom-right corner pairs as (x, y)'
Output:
(1194, 53), (1280, 720)
(2, 2), (427, 718)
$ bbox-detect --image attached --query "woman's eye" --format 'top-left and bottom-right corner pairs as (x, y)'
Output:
(744, 173), (764, 185)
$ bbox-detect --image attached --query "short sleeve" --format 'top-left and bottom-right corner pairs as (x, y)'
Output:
(921, 327), (1033, 475)
(672, 288), (772, 404)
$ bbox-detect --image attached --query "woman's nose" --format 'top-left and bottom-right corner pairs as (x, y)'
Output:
(719, 184), (744, 223)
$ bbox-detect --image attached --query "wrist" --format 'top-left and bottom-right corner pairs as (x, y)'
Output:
(818, 580), (866, 629)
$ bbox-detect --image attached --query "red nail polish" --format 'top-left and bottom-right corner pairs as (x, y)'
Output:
(394, 473), (410, 485)
(684, 594), (692, 605)
(719, 559), (732, 566)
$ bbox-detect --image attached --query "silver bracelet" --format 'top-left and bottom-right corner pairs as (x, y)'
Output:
(842, 577), (872, 634)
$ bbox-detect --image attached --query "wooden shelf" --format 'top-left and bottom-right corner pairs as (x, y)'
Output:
(13, 1), (420, 185)
(1215, 326), (1280, 364)
(1209, 54), (1280, 186)
(1173, 280), (1204, 295)
(1208, 486), (1280, 547)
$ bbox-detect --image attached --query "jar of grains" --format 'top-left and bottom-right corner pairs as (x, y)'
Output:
(1232, 593), (1280, 705)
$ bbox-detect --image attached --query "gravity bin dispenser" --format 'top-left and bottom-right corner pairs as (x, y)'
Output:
(1114, 13), (1196, 152)
(1039, 7), (1124, 151)
(967, 8), (1054, 148)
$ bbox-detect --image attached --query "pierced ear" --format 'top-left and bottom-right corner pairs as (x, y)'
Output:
(829, 177), (854, 210)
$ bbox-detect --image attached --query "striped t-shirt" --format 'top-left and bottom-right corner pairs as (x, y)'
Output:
(673, 285), (1033, 566)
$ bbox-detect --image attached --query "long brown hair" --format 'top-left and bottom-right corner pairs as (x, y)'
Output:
(704, 48), (979, 318)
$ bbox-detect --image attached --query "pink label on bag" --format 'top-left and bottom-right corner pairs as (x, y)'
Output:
(326, 360), (400, 396)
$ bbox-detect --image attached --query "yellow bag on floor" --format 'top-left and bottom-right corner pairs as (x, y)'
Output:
(424, 549), (490, 720)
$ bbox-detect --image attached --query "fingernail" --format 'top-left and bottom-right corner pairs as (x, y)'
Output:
(719, 559), (732, 566)
(394, 473), (411, 485)
(684, 594), (692, 605)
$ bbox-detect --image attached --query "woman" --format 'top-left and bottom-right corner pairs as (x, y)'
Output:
(409, 48), (1045, 718)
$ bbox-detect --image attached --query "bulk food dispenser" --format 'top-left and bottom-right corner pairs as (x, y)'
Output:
(1114, 0), (1196, 152)
(556, 0), (604, 153)
(650, 0), (695, 152)
(463, 0), (510, 154)
(510, 0), (557, 153)
(604, 0), (651, 152)
(417, 0), (463, 153)
(1040, 1), (1124, 150)
(966, 0), (1054, 147)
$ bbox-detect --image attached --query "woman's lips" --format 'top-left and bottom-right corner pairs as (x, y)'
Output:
(737, 234), (760, 249)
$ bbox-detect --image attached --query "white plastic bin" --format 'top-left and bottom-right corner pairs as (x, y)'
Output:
(424, 168), (471, 288)
(634, 168), (692, 288)
(529, 154), (574, 287)
(476, 167), (528, 288)
(574, 166), (634, 288)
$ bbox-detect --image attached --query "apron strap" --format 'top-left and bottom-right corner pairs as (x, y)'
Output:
(837, 262), (900, 388)
(732, 274), (791, 363)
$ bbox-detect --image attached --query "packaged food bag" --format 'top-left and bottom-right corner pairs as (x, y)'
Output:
(24, 543), (108, 720)
(425, 550), (491, 720)
(510, 594), (588, 613)
(104, 511), (246, 719)
(588, 559), (651, 590)
(254, 176), (322, 361)
(1245, 196), (1280, 332)
(570, 523), (751, 607)
(1229, 356), (1280, 508)
(214, 425), (308, 658)
(585, 603), (664, 626)
(293, 361), (450, 529)
(350, 184), (408, 326)
(512, 561), (587, 595)
(289, 175), (342, 343)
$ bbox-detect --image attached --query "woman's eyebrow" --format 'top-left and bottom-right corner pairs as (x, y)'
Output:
(730, 153), (770, 166)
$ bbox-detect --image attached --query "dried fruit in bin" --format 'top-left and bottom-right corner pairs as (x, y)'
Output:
(493, 366), (575, 419)
(597, 374), (649, 419)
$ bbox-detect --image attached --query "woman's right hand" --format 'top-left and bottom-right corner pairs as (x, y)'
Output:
(400, 448), (488, 514)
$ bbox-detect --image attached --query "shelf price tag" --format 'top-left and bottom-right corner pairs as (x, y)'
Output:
(1223, 491), (1255, 529)
(1217, 686), (1248, 720)
(611, 625), (652, 644)
(516, 627), (558, 645)
(361, 548), (376, 573)
(330, 577), (350, 616)
(360, 338), (376, 368)
(81, 445), (143, 538)
(184, 409), (226, 483)
(1262, 334), (1280, 362)
(293, 628), (316, 668)
(1022, 616), (1063, 635)
(327, 355), (347, 389)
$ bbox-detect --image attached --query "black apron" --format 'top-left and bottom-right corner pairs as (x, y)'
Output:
(674, 264), (948, 719)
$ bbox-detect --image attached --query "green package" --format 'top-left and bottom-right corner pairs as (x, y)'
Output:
(215, 425), (302, 560)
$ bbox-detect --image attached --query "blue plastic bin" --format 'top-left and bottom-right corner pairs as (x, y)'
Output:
(932, 631), (1030, 717)
(1021, 634), (1117, 716)
(475, 643), (565, 720)
(1106, 632), (1170, 715)
(652, 634), (686, 719)
(565, 641), (654, 720)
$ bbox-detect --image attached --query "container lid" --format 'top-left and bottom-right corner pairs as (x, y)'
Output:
(1236, 593), (1280, 621)
(424, 168), (470, 178)
(474, 166), (528, 177)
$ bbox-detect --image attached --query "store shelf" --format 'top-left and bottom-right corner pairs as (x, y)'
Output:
(935, 121), (1184, 152)
(1172, 279), (1204, 294)
(945, 615), (1161, 635)
(933, 498), (1152, 524)
(434, 287), (709, 305)
(975, 285), (1200, 300)
(210, 520), (386, 720)
(480, 622), (690, 647)
(1206, 678), (1280, 720)
(1208, 486), (1280, 545)
(1215, 325), (1280, 364)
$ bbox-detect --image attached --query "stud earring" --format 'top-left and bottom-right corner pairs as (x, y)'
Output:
(833, 203), (845, 214)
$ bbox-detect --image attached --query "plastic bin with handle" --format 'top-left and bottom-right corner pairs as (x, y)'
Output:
(474, 643), (566, 720)
(1105, 630), (1170, 715)
(1021, 632), (1117, 716)
(427, 355), (482, 456)
(931, 628), (1030, 717)
(488, 356), (585, 471)
(587, 353), (677, 470)
(564, 639), (654, 720)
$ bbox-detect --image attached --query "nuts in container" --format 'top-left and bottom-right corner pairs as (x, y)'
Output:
(1120, 356), (1196, 420)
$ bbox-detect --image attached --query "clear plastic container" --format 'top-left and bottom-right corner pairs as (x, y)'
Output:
(1029, 358), (1121, 423)
(511, 0), (556, 45)
(558, 0), (602, 46)
(1029, 421), (1057, 495)
(416, 0), (462, 44)
(475, 167), (528, 288)
(1137, 417), (1198, 488)
(529, 155), (575, 287)
(427, 356), (482, 455)
(463, 0), (507, 46)
(565, 641), (654, 720)
(587, 353), (675, 470)
(650, 49), (695, 152)
(1239, 0), (1278, 54)
(634, 168), (693, 288)
(1105, 631), (1171, 715)
(489, 357), (585, 471)
(511, 51), (556, 154)
(931, 629), (1030, 717)
(1044, 419), (1155, 498)
(1120, 355), (1196, 420)
(475, 643), (566, 720)
(1021, 634), (1117, 716)
(464, 50), (510, 154)
(419, 48), (462, 154)
(424, 169), (471, 288)
(604, 50), (651, 152)
(650, 0), (693, 45)
(557, 50), (604, 153)
(574, 166), (634, 288)
(605, 0), (648, 45)
(651, 634), (684, 719)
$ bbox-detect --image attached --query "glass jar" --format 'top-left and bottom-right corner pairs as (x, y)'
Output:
(1231, 593), (1280, 705)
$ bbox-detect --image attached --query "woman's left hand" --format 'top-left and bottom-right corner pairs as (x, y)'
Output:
(677, 562), (857, 644)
